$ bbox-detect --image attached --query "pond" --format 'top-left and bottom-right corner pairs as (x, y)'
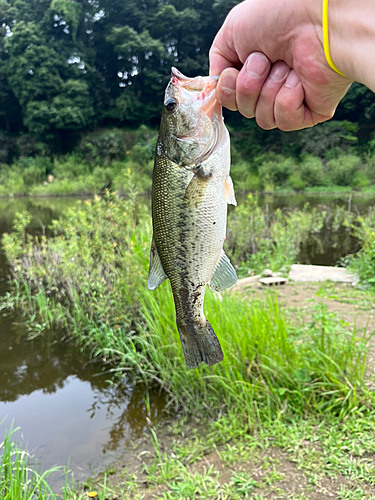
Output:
(0, 193), (374, 489)
(0, 198), (164, 489)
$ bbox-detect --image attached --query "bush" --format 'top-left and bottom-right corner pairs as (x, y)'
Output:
(288, 172), (305, 190)
(363, 153), (375, 183)
(17, 157), (52, 187)
(300, 155), (325, 187)
(52, 154), (90, 180)
(326, 155), (362, 186)
(76, 129), (128, 164)
(1, 187), (149, 331)
(258, 156), (296, 191)
(16, 134), (50, 158)
(230, 161), (259, 192)
(0, 133), (17, 164)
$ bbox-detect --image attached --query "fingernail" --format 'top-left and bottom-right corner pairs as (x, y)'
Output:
(245, 52), (268, 78)
(221, 73), (236, 92)
(284, 71), (300, 89)
(269, 63), (289, 82)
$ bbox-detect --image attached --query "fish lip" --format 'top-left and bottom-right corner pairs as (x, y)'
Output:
(170, 67), (219, 95)
(171, 67), (190, 82)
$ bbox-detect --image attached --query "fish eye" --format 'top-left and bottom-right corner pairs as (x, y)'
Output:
(164, 98), (177, 113)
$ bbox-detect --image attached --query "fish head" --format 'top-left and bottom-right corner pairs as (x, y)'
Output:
(159, 67), (224, 167)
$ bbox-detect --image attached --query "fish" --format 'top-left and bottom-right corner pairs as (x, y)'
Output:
(147, 67), (237, 369)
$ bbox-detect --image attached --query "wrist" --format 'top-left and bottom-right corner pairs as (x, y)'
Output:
(328, 0), (375, 89)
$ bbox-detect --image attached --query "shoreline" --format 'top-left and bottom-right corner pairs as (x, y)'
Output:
(2, 186), (375, 200)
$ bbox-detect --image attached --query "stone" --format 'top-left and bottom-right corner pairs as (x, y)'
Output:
(259, 277), (287, 286)
(288, 264), (355, 283)
(262, 269), (274, 277)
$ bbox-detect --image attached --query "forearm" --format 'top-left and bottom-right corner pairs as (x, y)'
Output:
(329, 0), (375, 91)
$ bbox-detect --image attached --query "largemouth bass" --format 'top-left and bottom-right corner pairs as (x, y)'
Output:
(148, 67), (237, 369)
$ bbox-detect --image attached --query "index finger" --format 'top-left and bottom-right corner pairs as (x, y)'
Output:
(209, 20), (241, 76)
(209, 47), (240, 76)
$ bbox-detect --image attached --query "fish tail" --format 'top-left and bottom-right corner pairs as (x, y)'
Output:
(176, 319), (223, 369)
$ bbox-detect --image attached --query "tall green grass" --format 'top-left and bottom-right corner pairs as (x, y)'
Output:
(137, 284), (372, 419)
(1, 192), (373, 423)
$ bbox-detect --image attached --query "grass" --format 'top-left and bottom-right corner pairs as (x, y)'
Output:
(92, 405), (375, 498)
(2, 192), (375, 498)
(1, 193), (373, 418)
(138, 285), (373, 418)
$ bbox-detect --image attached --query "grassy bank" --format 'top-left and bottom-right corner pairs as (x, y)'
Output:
(1, 190), (372, 416)
(1, 123), (375, 198)
(2, 189), (375, 498)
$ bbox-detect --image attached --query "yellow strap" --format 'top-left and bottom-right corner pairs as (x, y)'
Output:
(322, 0), (346, 77)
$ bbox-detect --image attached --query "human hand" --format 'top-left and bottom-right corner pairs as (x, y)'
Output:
(209, 0), (353, 131)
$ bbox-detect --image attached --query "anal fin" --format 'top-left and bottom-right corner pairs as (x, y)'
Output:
(147, 239), (168, 290)
(208, 249), (237, 292)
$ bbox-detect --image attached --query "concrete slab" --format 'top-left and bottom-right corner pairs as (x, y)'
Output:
(260, 277), (287, 286)
(288, 264), (356, 283)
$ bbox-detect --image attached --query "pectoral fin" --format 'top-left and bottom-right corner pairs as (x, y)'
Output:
(208, 250), (238, 292)
(225, 175), (237, 206)
(147, 239), (168, 290)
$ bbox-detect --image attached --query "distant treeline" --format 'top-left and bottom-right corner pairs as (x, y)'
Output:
(0, 0), (374, 159)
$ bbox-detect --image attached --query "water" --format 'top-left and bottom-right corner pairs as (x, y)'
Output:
(0, 198), (164, 488)
(0, 193), (374, 488)
(237, 192), (372, 266)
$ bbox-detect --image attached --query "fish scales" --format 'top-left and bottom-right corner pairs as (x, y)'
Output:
(148, 67), (238, 369)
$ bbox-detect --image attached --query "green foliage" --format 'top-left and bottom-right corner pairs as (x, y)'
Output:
(0, 133), (16, 163)
(326, 155), (362, 186)
(0, 0), (372, 157)
(300, 155), (325, 187)
(76, 129), (128, 164)
(258, 156), (296, 191)
(231, 161), (259, 192)
(346, 208), (375, 287)
(16, 134), (50, 158)
(3, 195), (371, 421)
(226, 194), (325, 275)
(2, 189), (150, 336)
(50, 0), (82, 43)
(298, 121), (359, 158)
(337, 82), (375, 123)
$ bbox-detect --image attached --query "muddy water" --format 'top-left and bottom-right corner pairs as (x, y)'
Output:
(0, 198), (164, 488)
(0, 193), (374, 488)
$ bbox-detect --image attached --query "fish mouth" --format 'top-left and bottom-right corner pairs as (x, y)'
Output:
(167, 68), (227, 166)
(170, 67), (220, 120)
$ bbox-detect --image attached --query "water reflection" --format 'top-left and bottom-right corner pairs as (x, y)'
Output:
(0, 313), (164, 484)
(0, 197), (164, 488)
